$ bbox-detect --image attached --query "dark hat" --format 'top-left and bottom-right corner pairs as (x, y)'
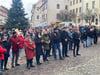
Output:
(13, 32), (16, 35)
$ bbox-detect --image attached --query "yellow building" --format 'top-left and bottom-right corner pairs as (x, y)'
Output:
(68, 0), (100, 26)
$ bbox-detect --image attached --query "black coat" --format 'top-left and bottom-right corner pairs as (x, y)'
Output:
(73, 32), (80, 43)
(51, 32), (61, 44)
(61, 31), (69, 45)
(81, 32), (87, 40)
(2, 41), (10, 58)
(88, 31), (93, 38)
(93, 29), (98, 37)
(34, 35), (43, 56)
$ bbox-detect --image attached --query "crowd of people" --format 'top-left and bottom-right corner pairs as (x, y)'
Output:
(0, 25), (98, 74)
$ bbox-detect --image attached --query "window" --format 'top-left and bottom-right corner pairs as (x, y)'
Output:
(92, 1), (95, 8)
(79, 7), (82, 13)
(37, 15), (39, 19)
(57, 13), (60, 19)
(76, 8), (78, 13)
(65, 5), (68, 10)
(78, 18), (80, 23)
(76, 0), (78, 4)
(80, 0), (81, 3)
(70, 10), (72, 13)
(73, 0), (75, 5)
(70, 1), (72, 6)
(37, 7), (39, 11)
(57, 4), (60, 9)
(86, 3), (88, 9)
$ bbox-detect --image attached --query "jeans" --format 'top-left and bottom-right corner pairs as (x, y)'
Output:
(62, 43), (68, 57)
(73, 41), (80, 56)
(69, 40), (73, 50)
(1, 56), (8, 70)
(12, 51), (19, 66)
(87, 37), (92, 47)
(53, 43), (62, 60)
(82, 39), (87, 48)
(43, 50), (49, 61)
(94, 36), (98, 44)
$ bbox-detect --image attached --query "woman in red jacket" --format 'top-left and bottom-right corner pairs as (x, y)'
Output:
(24, 34), (35, 69)
(0, 45), (6, 74)
(18, 31), (24, 57)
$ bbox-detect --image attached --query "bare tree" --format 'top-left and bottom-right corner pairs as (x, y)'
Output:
(57, 10), (76, 22)
(79, 9), (97, 25)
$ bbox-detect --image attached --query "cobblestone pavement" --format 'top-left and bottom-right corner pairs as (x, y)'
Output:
(3, 39), (100, 75)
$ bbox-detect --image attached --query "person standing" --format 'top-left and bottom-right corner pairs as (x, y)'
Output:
(0, 45), (6, 75)
(73, 29), (81, 57)
(42, 30), (50, 61)
(24, 34), (35, 69)
(68, 29), (73, 50)
(1, 36), (10, 70)
(18, 31), (24, 57)
(51, 28), (63, 60)
(34, 32), (43, 65)
(93, 26), (98, 44)
(9, 32), (20, 68)
(81, 30), (87, 48)
(61, 27), (69, 58)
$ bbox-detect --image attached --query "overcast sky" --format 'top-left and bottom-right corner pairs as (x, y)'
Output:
(0, 0), (39, 18)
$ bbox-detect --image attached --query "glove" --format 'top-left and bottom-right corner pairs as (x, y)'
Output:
(33, 48), (36, 51)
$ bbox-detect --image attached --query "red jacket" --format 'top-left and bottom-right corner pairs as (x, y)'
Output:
(0, 45), (6, 60)
(24, 39), (35, 60)
(10, 36), (20, 52)
(18, 36), (24, 48)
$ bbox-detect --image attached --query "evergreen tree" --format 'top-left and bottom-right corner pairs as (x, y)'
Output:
(6, 0), (29, 29)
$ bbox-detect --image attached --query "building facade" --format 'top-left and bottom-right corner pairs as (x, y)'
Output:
(31, 0), (100, 27)
(0, 6), (8, 26)
(31, 0), (42, 27)
(31, 0), (68, 27)
(68, 0), (100, 26)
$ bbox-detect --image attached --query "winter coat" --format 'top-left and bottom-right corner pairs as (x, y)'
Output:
(24, 39), (36, 60)
(51, 32), (61, 44)
(34, 35), (43, 55)
(42, 34), (50, 50)
(73, 32), (80, 43)
(18, 36), (24, 48)
(2, 41), (10, 58)
(93, 29), (98, 37)
(61, 31), (69, 45)
(88, 31), (93, 38)
(9, 36), (20, 52)
(81, 32), (87, 40)
(0, 45), (6, 60)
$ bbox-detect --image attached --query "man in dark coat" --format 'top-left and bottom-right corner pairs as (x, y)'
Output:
(61, 27), (69, 58)
(81, 30), (87, 48)
(93, 26), (98, 44)
(51, 28), (63, 60)
(73, 29), (81, 57)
